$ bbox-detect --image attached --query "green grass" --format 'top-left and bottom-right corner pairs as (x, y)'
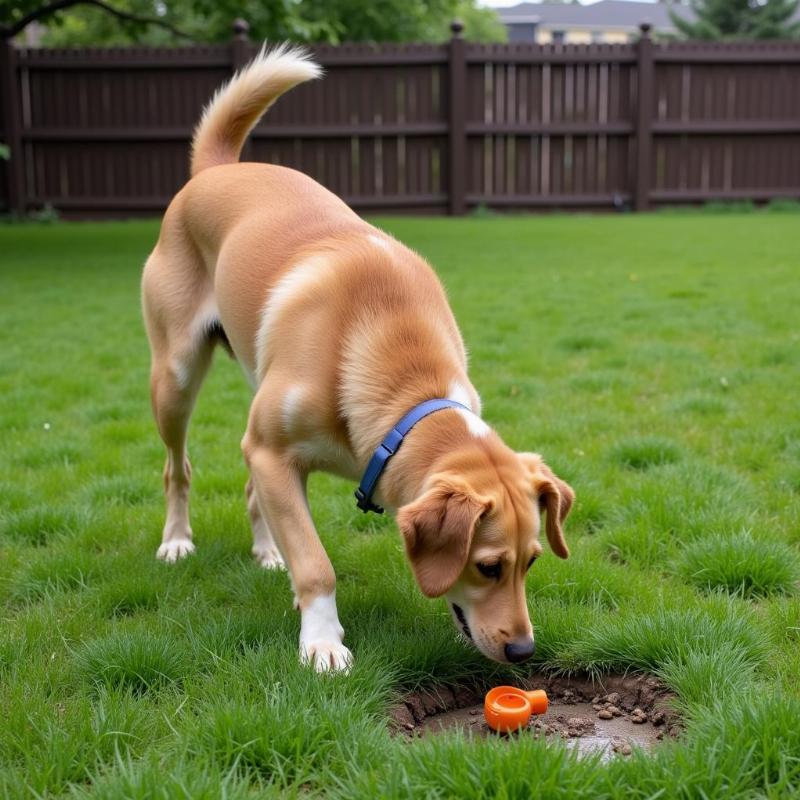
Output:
(675, 531), (800, 599)
(1, 213), (799, 797)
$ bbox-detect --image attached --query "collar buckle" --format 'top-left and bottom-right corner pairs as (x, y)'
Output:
(353, 398), (471, 517)
(354, 488), (384, 514)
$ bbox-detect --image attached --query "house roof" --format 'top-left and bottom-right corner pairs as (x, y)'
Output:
(496, 1), (691, 32)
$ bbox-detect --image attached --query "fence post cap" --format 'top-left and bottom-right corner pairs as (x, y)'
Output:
(232, 18), (250, 39)
(638, 22), (652, 36)
(450, 19), (465, 37)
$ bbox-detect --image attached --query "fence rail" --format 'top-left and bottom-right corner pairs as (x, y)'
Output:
(2, 22), (799, 218)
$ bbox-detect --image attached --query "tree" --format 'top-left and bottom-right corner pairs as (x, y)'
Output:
(671, 0), (800, 39)
(1, 0), (506, 45)
(1, 0), (193, 41)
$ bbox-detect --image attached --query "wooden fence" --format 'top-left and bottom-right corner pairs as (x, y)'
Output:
(2, 22), (800, 218)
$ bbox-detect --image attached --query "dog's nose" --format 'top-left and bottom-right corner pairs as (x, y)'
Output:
(504, 638), (535, 663)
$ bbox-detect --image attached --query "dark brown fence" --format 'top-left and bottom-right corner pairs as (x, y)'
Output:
(2, 23), (800, 218)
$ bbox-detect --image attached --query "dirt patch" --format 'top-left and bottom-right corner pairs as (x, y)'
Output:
(391, 673), (680, 760)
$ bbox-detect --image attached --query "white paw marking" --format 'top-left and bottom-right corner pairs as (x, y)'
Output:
(156, 538), (195, 563)
(252, 542), (286, 570)
(300, 640), (353, 673)
(299, 593), (351, 673)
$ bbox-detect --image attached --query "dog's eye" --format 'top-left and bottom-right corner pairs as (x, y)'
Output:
(526, 555), (537, 571)
(476, 561), (502, 580)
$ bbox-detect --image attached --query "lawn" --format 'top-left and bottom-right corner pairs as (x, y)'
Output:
(1, 211), (799, 798)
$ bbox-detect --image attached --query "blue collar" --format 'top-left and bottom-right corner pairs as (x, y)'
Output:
(354, 398), (470, 514)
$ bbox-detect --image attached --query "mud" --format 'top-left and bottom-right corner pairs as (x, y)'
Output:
(391, 673), (680, 760)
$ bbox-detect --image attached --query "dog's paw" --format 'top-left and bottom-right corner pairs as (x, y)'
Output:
(252, 542), (286, 571)
(156, 539), (195, 563)
(300, 640), (353, 673)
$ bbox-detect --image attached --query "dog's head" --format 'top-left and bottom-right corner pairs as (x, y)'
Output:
(397, 446), (573, 663)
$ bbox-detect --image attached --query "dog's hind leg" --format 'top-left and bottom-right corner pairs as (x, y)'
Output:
(245, 477), (286, 570)
(142, 244), (216, 563)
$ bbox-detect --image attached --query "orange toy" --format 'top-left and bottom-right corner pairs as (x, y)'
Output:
(484, 686), (549, 733)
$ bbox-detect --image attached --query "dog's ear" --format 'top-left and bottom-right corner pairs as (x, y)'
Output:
(397, 478), (492, 598)
(518, 453), (574, 559)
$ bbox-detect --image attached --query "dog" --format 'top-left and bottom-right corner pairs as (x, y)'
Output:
(141, 45), (574, 673)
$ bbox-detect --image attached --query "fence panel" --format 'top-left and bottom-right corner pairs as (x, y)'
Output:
(18, 46), (231, 214)
(463, 42), (637, 208)
(0, 49), (8, 212)
(251, 43), (449, 210)
(650, 41), (800, 204)
(1, 30), (799, 218)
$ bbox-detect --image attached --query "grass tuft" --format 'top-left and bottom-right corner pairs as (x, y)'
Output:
(96, 575), (162, 618)
(557, 333), (611, 352)
(601, 462), (755, 568)
(185, 648), (393, 789)
(75, 631), (191, 694)
(67, 754), (261, 800)
(673, 392), (729, 416)
(611, 437), (681, 470)
(7, 548), (100, 601)
(657, 643), (757, 708)
(569, 599), (769, 676)
(0, 504), (90, 546)
(85, 475), (158, 507)
(675, 531), (800, 598)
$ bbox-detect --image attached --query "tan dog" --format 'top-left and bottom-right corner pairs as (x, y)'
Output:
(142, 45), (574, 672)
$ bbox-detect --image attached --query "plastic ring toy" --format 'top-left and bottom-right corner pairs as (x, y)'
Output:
(484, 686), (549, 733)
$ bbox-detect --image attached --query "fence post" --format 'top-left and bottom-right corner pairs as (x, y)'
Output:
(1, 39), (25, 216)
(448, 19), (466, 215)
(231, 18), (252, 162)
(634, 22), (653, 212)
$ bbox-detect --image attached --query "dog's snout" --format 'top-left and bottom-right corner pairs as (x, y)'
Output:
(504, 637), (535, 663)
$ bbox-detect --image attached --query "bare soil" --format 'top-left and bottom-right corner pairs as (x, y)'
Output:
(391, 673), (680, 760)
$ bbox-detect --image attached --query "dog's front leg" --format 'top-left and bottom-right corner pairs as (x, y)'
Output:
(243, 436), (351, 673)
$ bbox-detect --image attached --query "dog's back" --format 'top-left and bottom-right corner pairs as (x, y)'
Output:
(147, 46), (367, 376)
(144, 44), (468, 451)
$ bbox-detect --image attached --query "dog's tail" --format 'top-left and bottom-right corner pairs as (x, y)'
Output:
(190, 44), (321, 177)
